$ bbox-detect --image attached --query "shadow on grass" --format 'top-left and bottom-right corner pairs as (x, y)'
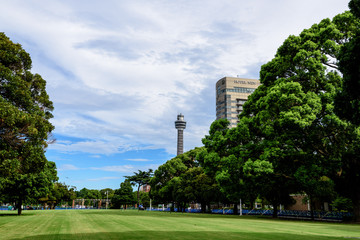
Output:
(11, 231), (352, 240)
(0, 212), (36, 217)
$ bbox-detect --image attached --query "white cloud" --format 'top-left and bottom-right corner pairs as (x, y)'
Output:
(126, 159), (151, 162)
(0, 0), (350, 156)
(90, 165), (135, 173)
(49, 139), (130, 155)
(87, 176), (120, 182)
(57, 164), (80, 171)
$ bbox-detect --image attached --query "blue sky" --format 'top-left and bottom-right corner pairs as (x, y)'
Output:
(0, 0), (350, 190)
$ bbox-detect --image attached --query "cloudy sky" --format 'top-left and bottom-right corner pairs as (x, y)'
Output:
(0, 0), (350, 190)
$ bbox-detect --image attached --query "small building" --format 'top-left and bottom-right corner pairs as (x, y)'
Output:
(140, 184), (151, 193)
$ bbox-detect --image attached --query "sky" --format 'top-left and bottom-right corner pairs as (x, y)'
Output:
(0, 0), (350, 190)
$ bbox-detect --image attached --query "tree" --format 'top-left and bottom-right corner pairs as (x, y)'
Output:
(76, 188), (90, 199)
(125, 169), (153, 207)
(76, 188), (101, 200)
(100, 188), (114, 200)
(111, 180), (136, 209)
(150, 156), (188, 211)
(2, 160), (58, 214)
(239, 10), (359, 218)
(333, 0), (360, 221)
(150, 148), (220, 212)
(198, 119), (273, 214)
(0, 33), (55, 215)
(181, 166), (220, 213)
(39, 182), (76, 209)
(199, 10), (359, 219)
(139, 191), (150, 208)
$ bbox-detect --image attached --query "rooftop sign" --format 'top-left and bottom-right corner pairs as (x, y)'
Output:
(234, 80), (257, 85)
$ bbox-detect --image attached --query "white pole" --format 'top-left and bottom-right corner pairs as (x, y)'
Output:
(162, 204), (165, 211)
(240, 199), (242, 216)
(106, 191), (108, 210)
(150, 199), (152, 211)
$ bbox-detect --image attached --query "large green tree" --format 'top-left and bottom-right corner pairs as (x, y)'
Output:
(150, 153), (191, 211)
(125, 169), (153, 207)
(111, 180), (136, 209)
(239, 10), (359, 219)
(150, 148), (219, 212)
(200, 10), (359, 219)
(334, 0), (360, 221)
(198, 119), (273, 214)
(180, 166), (220, 213)
(0, 33), (56, 215)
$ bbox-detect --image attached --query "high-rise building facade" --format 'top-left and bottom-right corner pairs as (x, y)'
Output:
(216, 77), (260, 128)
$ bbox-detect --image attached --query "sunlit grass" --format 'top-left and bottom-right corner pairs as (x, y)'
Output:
(0, 209), (359, 239)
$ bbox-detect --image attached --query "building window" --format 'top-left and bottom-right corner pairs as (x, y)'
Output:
(225, 87), (256, 93)
(237, 99), (247, 105)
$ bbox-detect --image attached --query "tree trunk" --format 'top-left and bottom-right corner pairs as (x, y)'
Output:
(309, 196), (314, 220)
(137, 185), (140, 207)
(201, 202), (206, 213)
(233, 202), (238, 215)
(17, 199), (23, 215)
(272, 203), (278, 218)
(207, 203), (211, 213)
(353, 191), (360, 222)
(250, 199), (255, 210)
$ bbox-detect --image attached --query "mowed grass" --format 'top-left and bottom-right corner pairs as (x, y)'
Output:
(0, 210), (359, 240)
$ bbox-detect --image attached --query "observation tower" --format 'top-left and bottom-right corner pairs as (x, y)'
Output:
(175, 113), (186, 155)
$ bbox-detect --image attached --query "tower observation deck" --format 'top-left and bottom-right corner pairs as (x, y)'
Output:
(175, 113), (186, 155)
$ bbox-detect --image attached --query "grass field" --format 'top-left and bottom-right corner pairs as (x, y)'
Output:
(0, 210), (359, 240)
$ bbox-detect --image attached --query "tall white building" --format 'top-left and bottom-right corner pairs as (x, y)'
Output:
(216, 77), (260, 128)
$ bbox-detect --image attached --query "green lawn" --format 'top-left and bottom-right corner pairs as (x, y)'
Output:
(0, 210), (359, 240)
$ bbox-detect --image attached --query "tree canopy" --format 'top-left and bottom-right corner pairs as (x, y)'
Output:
(333, 0), (360, 221)
(0, 33), (56, 215)
(125, 169), (153, 207)
(198, 9), (360, 220)
(150, 148), (222, 212)
(240, 10), (359, 219)
(111, 180), (136, 209)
